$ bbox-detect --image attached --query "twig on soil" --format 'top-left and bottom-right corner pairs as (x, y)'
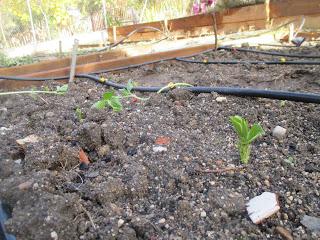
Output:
(148, 220), (163, 235)
(80, 204), (97, 230)
(38, 95), (49, 104)
(75, 172), (84, 185)
(196, 166), (246, 174)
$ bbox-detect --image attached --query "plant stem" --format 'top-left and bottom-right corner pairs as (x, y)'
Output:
(239, 143), (250, 164)
(0, 90), (61, 96)
(122, 94), (149, 101)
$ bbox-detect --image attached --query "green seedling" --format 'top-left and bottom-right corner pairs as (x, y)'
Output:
(120, 80), (149, 101)
(157, 82), (193, 94)
(93, 90), (123, 112)
(284, 156), (295, 167)
(0, 84), (68, 96)
(93, 80), (148, 112)
(280, 100), (287, 107)
(75, 107), (84, 122)
(230, 115), (264, 164)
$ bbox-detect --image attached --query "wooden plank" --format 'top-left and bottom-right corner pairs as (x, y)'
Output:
(0, 79), (58, 90)
(21, 44), (215, 78)
(281, 32), (320, 42)
(79, 43), (106, 49)
(269, 0), (320, 18)
(106, 0), (320, 43)
(0, 50), (128, 76)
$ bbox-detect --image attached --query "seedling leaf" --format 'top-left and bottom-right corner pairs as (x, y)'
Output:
(93, 100), (107, 109)
(126, 79), (134, 92)
(103, 91), (115, 100)
(56, 84), (68, 94)
(230, 115), (264, 164)
(247, 123), (264, 144)
(107, 97), (122, 112)
(230, 116), (243, 135)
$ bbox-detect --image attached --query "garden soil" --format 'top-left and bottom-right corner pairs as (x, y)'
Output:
(0, 46), (320, 240)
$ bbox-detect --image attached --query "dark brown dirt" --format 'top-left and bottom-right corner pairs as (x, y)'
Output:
(0, 47), (320, 240)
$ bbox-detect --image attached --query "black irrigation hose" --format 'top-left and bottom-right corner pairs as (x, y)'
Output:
(175, 58), (320, 65)
(218, 46), (320, 59)
(1, 73), (320, 104)
(78, 74), (320, 104)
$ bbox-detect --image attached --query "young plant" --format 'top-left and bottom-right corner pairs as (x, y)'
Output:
(230, 115), (264, 164)
(120, 80), (149, 101)
(0, 84), (68, 96)
(75, 107), (84, 123)
(93, 90), (123, 112)
(93, 80), (148, 112)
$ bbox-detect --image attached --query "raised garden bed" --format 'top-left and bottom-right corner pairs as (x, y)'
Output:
(0, 46), (319, 239)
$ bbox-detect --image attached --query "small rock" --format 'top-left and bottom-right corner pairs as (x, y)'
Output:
(168, 89), (193, 101)
(79, 162), (89, 171)
(246, 192), (280, 224)
(33, 183), (39, 190)
(272, 126), (287, 139)
(18, 180), (34, 190)
(200, 211), (207, 218)
(16, 134), (40, 146)
(0, 126), (11, 135)
(301, 215), (320, 233)
(85, 171), (99, 178)
(304, 164), (320, 173)
(50, 231), (58, 240)
(14, 159), (22, 164)
(46, 112), (55, 118)
(282, 213), (289, 220)
(118, 219), (125, 228)
(97, 145), (110, 157)
(79, 122), (102, 150)
(216, 96), (227, 102)
(158, 218), (166, 224)
(153, 146), (167, 153)
(264, 179), (271, 187)
(275, 226), (293, 240)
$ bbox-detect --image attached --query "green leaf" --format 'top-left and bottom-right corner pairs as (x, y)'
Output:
(107, 97), (123, 112)
(230, 115), (245, 138)
(247, 123), (264, 144)
(75, 107), (84, 122)
(120, 89), (131, 97)
(56, 84), (68, 94)
(126, 80), (134, 92)
(103, 91), (115, 100)
(93, 100), (107, 109)
(120, 80), (134, 97)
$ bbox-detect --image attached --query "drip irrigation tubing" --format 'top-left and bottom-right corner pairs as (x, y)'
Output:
(79, 74), (320, 104)
(218, 46), (320, 58)
(1, 73), (320, 104)
(175, 58), (320, 65)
